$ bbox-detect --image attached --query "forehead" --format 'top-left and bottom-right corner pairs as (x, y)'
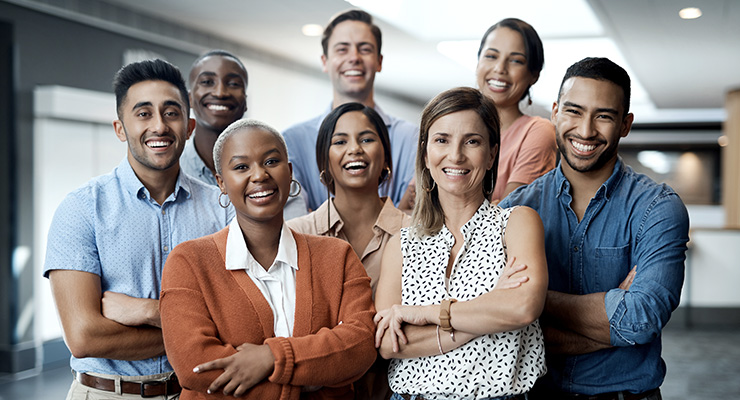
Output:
(560, 77), (625, 112)
(123, 80), (184, 107)
(483, 26), (525, 52)
(335, 111), (374, 129)
(190, 56), (246, 81)
(328, 20), (377, 47)
(430, 109), (488, 136)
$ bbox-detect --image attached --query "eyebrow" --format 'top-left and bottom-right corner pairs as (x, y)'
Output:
(485, 48), (527, 58)
(131, 100), (183, 111)
(563, 101), (619, 115)
(197, 71), (244, 80)
(228, 148), (282, 163)
(333, 41), (375, 49)
(332, 130), (378, 137)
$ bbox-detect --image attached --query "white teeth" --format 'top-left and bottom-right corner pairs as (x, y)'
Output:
(571, 141), (597, 152)
(443, 168), (468, 176)
(248, 190), (274, 199)
(207, 104), (229, 111)
(343, 70), (363, 76)
(147, 141), (170, 148)
(344, 161), (367, 169)
(487, 79), (507, 88)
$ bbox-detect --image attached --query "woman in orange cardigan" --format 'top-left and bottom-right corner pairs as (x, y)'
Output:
(160, 119), (377, 399)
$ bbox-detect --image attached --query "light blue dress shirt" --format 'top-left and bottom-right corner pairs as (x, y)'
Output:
(500, 158), (689, 395)
(283, 104), (418, 210)
(44, 158), (234, 377)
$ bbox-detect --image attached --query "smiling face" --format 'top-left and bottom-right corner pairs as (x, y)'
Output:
(113, 80), (194, 174)
(189, 55), (248, 133)
(425, 110), (496, 202)
(476, 27), (537, 109)
(321, 20), (383, 102)
(215, 127), (292, 226)
(328, 111), (387, 196)
(553, 77), (634, 176)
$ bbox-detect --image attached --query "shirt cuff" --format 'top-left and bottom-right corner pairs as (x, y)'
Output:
(604, 288), (635, 346)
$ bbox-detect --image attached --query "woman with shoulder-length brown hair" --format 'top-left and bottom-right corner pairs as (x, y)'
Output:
(374, 87), (548, 400)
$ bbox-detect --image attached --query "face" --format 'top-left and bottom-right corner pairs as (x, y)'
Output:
(328, 111), (386, 194)
(425, 110), (496, 201)
(476, 27), (537, 108)
(189, 55), (248, 133)
(113, 80), (194, 174)
(552, 77), (634, 174)
(216, 128), (292, 225)
(321, 20), (383, 100)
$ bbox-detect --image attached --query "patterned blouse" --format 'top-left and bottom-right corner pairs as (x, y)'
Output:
(389, 200), (546, 399)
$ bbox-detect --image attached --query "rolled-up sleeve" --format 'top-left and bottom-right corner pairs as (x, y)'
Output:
(605, 191), (689, 346)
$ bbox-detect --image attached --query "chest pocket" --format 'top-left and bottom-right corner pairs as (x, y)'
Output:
(594, 244), (631, 292)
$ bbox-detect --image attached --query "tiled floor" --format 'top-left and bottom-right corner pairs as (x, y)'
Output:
(1, 326), (738, 399)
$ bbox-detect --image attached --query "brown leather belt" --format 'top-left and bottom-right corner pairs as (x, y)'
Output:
(77, 372), (181, 398)
(399, 394), (525, 400)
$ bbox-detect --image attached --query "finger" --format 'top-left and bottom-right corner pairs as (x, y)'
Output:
(222, 379), (240, 397)
(207, 371), (229, 394)
(375, 320), (388, 348)
(194, 359), (222, 373)
(390, 324), (399, 352)
(373, 312), (384, 325)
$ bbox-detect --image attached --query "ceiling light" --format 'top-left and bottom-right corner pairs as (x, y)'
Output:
(301, 24), (323, 37)
(679, 7), (702, 20)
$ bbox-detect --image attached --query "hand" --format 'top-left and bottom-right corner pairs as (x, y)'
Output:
(398, 181), (416, 213)
(193, 343), (275, 397)
(619, 266), (637, 290)
(494, 256), (529, 290)
(101, 291), (160, 327)
(373, 305), (431, 352)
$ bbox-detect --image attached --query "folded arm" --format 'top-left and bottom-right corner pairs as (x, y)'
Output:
(49, 269), (164, 360)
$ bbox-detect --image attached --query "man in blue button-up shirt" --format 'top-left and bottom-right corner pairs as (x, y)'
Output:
(44, 59), (233, 399)
(501, 58), (689, 400)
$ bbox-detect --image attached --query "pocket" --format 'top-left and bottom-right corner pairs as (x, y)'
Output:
(594, 245), (631, 292)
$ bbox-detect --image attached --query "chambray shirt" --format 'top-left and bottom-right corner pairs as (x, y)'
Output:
(500, 158), (689, 395)
(283, 104), (418, 210)
(44, 158), (234, 377)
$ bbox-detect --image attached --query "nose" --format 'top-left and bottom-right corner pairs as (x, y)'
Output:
(251, 164), (270, 182)
(446, 142), (465, 163)
(576, 118), (597, 139)
(347, 46), (361, 62)
(493, 57), (507, 74)
(213, 80), (227, 98)
(348, 138), (364, 154)
(150, 113), (168, 134)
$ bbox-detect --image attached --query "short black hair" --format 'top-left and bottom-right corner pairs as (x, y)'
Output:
(316, 102), (392, 194)
(477, 18), (544, 102)
(322, 9), (382, 57)
(189, 49), (248, 88)
(113, 59), (189, 118)
(558, 57), (631, 115)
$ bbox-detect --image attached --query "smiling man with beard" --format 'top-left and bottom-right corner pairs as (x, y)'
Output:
(44, 59), (233, 399)
(500, 57), (689, 400)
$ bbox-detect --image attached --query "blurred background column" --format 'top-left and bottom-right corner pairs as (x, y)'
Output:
(723, 88), (740, 228)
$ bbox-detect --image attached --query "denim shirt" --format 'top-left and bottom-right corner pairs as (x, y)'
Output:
(44, 158), (234, 377)
(283, 103), (418, 210)
(500, 158), (689, 395)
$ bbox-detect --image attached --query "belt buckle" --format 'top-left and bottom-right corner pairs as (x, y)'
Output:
(140, 380), (166, 398)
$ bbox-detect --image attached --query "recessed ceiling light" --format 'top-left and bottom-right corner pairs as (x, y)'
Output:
(302, 24), (323, 37)
(679, 7), (702, 20)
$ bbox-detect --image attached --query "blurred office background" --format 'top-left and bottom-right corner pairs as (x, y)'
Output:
(0, 0), (739, 397)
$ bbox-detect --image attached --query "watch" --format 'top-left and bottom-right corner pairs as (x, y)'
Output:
(439, 298), (457, 331)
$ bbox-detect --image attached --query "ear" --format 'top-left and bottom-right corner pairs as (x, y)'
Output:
(188, 90), (194, 108)
(215, 173), (227, 194)
(112, 120), (127, 143)
(321, 54), (328, 74)
(550, 101), (559, 122)
(187, 117), (196, 140)
(488, 143), (498, 170)
(620, 112), (634, 139)
(288, 161), (293, 176)
(376, 53), (383, 73)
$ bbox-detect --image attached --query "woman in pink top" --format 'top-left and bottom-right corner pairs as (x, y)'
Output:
(476, 18), (557, 201)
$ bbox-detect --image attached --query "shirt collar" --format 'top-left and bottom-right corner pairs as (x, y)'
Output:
(553, 157), (625, 201)
(225, 218), (299, 272)
(375, 197), (406, 234)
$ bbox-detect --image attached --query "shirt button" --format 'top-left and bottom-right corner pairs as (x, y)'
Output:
(573, 246), (579, 252)
(162, 210), (166, 215)
(163, 246), (169, 252)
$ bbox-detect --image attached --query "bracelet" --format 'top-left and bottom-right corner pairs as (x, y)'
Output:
(436, 325), (444, 355)
(439, 298), (457, 331)
(450, 329), (456, 342)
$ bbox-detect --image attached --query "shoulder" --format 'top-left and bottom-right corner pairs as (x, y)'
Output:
(500, 169), (556, 208)
(285, 211), (321, 235)
(520, 115), (556, 140)
(619, 166), (688, 222)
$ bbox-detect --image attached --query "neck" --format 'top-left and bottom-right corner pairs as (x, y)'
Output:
(437, 190), (485, 234)
(333, 91), (375, 109)
(237, 214), (284, 271)
(332, 187), (384, 224)
(127, 153), (179, 205)
(497, 103), (524, 133)
(562, 157), (618, 214)
(192, 125), (220, 176)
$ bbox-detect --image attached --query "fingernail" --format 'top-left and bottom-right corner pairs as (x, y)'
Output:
(193, 367), (200, 373)
(207, 390), (212, 394)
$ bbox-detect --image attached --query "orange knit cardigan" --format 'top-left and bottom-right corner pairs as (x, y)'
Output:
(160, 226), (377, 399)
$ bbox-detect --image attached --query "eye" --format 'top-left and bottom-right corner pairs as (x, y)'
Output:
(511, 58), (525, 65)
(332, 139), (347, 146)
(434, 137), (447, 144)
(228, 80), (244, 88)
(564, 108), (581, 116)
(164, 111), (180, 118)
(199, 79), (215, 86)
(265, 158), (281, 166)
(233, 163), (247, 170)
(466, 138), (481, 145)
(485, 54), (497, 60)
(359, 45), (374, 54)
(596, 114), (615, 121)
(136, 111), (151, 118)
(361, 137), (376, 144)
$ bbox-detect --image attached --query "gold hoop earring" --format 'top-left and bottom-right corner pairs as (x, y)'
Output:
(319, 170), (333, 186)
(381, 167), (392, 183)
(289, 179), (302, 198)
(422, 171), (437, 193)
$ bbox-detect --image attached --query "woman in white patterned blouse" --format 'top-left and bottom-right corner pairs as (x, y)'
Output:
(374, 87), (548, 400)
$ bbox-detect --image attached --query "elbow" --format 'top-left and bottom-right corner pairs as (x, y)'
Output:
(65, 323), (99, 358)
(510, 295), (545, 330)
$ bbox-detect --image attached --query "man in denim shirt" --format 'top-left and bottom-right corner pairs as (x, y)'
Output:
(44, 59), (233, 399)
(500, 58), (689, 400)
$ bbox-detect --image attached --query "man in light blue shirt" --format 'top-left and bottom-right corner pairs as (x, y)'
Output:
(44, 59), (233, 399)
(283, 9), (418, 211)
(500, 58), (689, 399)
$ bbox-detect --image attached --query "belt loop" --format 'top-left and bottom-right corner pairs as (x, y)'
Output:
(618, 393), (625, 400)
(114, 376), (122, 395)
